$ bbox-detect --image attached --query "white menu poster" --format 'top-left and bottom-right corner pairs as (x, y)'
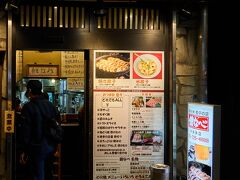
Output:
(187, 103), (221, 180)
(93, 50), (165, 180)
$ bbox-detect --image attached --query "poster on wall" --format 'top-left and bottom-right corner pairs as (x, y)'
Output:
(93, 50), (165, 180)
(93, 50), (164, 90)
(187, 103), (221, 180)
(61, 51), (84, 77)
(67, 78), (84, 91)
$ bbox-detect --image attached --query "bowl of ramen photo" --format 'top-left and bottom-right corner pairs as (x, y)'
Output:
(95, 53), (130, 78)
(134, 54), (161, 79)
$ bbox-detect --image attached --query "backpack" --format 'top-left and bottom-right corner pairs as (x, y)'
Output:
(35, 101), (63, 146)
(44, 116), (63, 145)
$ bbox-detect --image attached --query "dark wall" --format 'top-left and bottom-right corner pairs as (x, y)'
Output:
(208, 4), (239, 180)
(15, 29), (168, 51)
(208, 42), (239, 180)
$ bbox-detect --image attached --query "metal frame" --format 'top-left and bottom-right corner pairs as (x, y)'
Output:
(7, 9), (13, 180)
(170, 9), (177, 180)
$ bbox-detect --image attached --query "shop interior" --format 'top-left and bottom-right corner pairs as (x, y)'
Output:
(15, 50), (85, 123)
(16, 78), (84, 122)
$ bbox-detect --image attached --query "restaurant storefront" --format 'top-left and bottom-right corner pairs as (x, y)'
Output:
(0, 0), (207, 180)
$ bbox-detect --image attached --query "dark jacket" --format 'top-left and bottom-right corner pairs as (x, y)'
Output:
(21, 95), (58, 153)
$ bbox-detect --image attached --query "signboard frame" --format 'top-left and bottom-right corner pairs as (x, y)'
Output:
(187, 102), (221, 180)
(27, 64), (59, 77)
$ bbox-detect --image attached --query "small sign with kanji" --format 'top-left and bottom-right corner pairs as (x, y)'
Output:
(27, 65), (59, 77)
(4, 111), (15, 133)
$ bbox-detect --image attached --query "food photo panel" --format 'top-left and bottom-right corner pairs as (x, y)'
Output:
(132, 52), (163, 79)
(188, 161), (211, 180)
(95, 52), (130, 79)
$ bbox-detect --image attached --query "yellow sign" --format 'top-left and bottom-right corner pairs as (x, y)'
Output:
(67, 78), (84, 91)
(27, 65), (59, 77)
(4, 111), (15, 133)
(61, 51), (84, 77)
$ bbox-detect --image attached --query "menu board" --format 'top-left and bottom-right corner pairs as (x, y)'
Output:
(94, 51), (164, 90)
(61, 51), (84, 77)
(67, 78), (84, 91)
(187, 103), (221, 180)
(93, 50), (165, 180)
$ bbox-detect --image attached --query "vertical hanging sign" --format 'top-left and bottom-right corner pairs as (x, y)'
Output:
(4, 111), (15, 133)
(187, 103), (221, 180)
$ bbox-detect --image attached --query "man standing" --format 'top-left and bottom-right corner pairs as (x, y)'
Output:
(20, 80), (58, 180)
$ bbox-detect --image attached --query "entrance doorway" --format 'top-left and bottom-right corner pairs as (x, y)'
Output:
(14, 50), (85, 179)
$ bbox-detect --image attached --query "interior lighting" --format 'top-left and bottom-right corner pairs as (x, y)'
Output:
(51, 79), (56, 84)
